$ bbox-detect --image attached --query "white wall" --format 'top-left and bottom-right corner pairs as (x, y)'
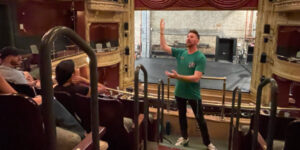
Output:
(135, 10), (257, 57)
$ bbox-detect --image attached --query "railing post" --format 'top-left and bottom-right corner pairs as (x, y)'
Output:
(228, 87), (239, 150)
(220, 78), (227, 120)
(157, 79), (164, 143)
(167, 77), (170, 112)
(251, 78), (278, 150)
(134, 65), (148, 150)
(40, 26), (99, 150)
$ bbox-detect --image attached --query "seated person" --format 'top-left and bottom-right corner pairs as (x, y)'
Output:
(0, 47), (85, 139)
(54, 59), (106, 96)
(0, 74), (109, 150)
(54, 60), (134, 133)
(0, 46), (40, 87)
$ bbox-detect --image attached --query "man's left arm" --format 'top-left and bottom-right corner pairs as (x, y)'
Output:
(165, 70), (203, 83)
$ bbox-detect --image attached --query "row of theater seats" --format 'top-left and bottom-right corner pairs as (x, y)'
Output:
(54, 91), (146, 150)
(0, 94), (46, 150)
(232, 112), (300, 150)
(0, 94), (106, 150)
(273, 74), (300, 108)
(0, 82), (146, 150)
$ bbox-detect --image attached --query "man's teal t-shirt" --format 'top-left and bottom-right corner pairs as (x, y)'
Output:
(171, 47), (206, 100)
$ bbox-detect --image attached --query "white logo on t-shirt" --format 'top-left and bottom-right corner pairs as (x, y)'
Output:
(188, 62), (195, 68)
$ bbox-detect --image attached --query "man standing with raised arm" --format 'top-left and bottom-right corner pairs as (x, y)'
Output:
(160, 19), (216, 150)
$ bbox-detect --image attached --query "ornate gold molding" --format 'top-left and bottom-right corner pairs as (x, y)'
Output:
(272, 57), (300, 82)
(51, 53), (88, 73)
(274, 0), (300, 12)
(96, 50), (121, 67)
(87, 0), (127, 12)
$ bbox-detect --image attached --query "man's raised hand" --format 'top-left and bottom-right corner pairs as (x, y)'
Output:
(160, 19), (165, 34)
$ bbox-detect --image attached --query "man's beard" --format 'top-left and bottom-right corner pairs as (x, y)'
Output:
(186, 42), (193, 48)
(11, 61), (22, 67)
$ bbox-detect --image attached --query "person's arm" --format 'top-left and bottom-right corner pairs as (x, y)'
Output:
(23, 71), (41, 88)
(0, 74), (17, 94)
(0, 74), (42, 105)
(72, 75), (107, 94)
(32, 95), (42, 105)
(165, 70), (203, 83)
(160, 19), (172, 54)
(72, 75), (90, 85)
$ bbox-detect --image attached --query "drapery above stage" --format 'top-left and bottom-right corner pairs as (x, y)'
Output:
(135, 0), (258, 10)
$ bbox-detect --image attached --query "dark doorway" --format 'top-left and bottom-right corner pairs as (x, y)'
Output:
(215, 37), (236, 62)
(0, 4), (12, 48)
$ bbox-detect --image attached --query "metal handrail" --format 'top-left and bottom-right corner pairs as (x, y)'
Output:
(40, 26), (99, 150)
(134, 64), (148, 150)
(228, 87), (242, 150)
(251, 78), (278, 150)
(166, 75), (226, 118)
(157, 79), (164, 143)
(202, 76), (227, 119)
(167, 77), (170, 112)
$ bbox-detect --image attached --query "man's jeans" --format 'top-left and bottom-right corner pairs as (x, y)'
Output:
(52, 98), (85, 139)
(175, 96), (211, 146)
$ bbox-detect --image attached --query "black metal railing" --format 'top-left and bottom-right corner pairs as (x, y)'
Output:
(228, 87), (242, 150)
(251, 78), (278, 150)
(40, 26), (99, 150)
(134, 64), (148, 150)
(157, 79), (165, 143)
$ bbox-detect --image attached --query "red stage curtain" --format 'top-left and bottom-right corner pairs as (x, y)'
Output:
(135, 0), (258, 10)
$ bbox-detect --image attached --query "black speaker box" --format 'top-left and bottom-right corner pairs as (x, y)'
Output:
(260, 52), (267, 63)
(264, 24), (270, 34)
(125, 46), (129, 55)
(124, 22), (128, 30)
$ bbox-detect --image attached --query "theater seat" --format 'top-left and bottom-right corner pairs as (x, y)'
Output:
(0, 94), (107, 150)
(74, 93), (142, 150)
(54, 91), (76, 117)
(284, 120), (300, 150)
(7, 82), (37, 97)
(0, 94), (45, 150)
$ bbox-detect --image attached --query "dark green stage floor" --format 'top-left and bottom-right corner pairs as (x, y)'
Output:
(135, 58), (252, 92)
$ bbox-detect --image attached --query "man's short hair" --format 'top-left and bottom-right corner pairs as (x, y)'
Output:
(55, 60), (75, 85)
(0, 46), (23, 60)
(188, 29), (200, 39)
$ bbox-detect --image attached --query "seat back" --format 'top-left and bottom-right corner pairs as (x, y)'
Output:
(250, 113), (295, 141)
(74, 93), (92, 132)
(75, 93), (125, 131)
(54, 91), (76, 116)
(75, 93), (131, 150)
(284, 120), (300, 150)
(98, 96), (124, 128)
(8, 82), (36, 97)
(0, 94), (45, 150)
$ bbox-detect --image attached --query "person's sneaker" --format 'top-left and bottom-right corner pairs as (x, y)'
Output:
(175, 137), (189, 146)
(207, 143), (217, 150)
